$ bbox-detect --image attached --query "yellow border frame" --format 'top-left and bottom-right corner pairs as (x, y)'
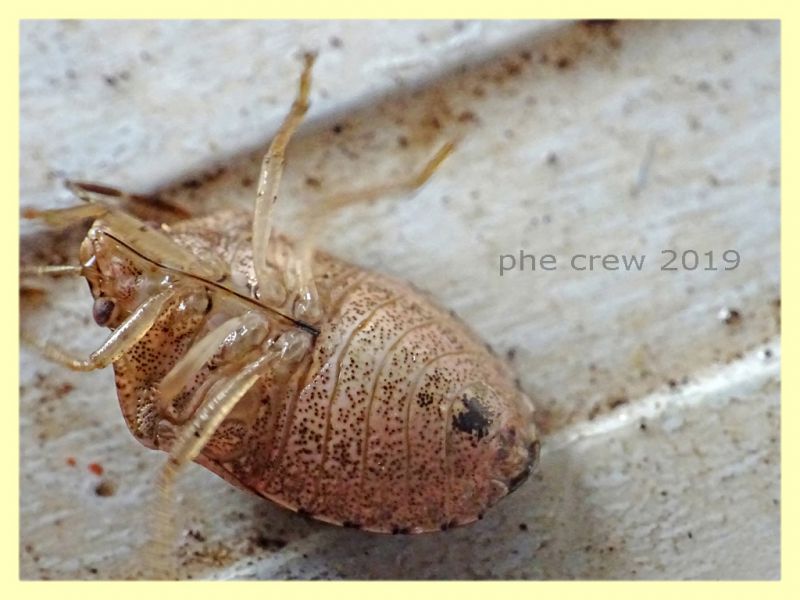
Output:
(5, 2), (794, 595)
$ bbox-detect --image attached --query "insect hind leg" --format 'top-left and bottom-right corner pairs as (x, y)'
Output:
(315, 140), (455, 214)
(249, 53), (453, 327)
(288, 141), (456, 323)
(145, 360), (269, 579)
(143, 330), (312, 579)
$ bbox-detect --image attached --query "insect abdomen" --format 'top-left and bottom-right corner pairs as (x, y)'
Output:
(125, 212), (536, 533)
(252, 266), (535, 532)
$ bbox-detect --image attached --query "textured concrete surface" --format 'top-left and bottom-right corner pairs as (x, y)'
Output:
(19, 20), (780, 579)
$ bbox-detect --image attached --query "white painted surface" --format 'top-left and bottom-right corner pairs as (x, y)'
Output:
(20, 20), (780, 579)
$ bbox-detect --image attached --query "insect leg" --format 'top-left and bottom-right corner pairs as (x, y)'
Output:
(66, 180), (192, 222)
(316, 140), (456, 214)
(157, 310), (270, 421)
(287, 141), (456, 323)
(22, 202), (109, 227)
(283, 242), (322, 323)
(22, 286), (184, 372)
(252, 52), (315, 305)
(145, 330), (312, 579)
(25, 177), (188, 229)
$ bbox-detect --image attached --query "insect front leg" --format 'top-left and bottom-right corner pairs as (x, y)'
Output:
(21, 286), (185, 372)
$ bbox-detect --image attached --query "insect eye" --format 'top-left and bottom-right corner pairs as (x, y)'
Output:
(92, 297), (117, 326)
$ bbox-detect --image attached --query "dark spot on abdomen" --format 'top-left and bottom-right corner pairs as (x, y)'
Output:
(452, 395), (492, 439)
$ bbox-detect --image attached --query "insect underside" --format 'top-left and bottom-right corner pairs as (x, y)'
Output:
(22, 54), (539, 579)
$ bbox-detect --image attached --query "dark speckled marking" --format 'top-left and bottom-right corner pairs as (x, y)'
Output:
(416, 390), (434, 408)
(452, 395), (491, 439)
(92, 206), (539, 534)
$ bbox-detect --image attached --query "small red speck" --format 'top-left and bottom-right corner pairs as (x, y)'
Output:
(65, 457), (76, 467)
(88, 463), (104, 476)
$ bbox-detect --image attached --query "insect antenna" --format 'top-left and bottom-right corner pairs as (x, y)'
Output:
(20, 265), (83, 277)
(66, 180), (192, 222)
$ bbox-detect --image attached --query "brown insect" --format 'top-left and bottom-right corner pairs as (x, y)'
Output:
(22, 53), (539, 577)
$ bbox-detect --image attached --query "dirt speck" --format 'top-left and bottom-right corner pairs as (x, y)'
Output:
(532, 407), (555, 435)
(94, 479), (116, 497)
(608, 395), (629, 410)
(187, 529), (207, 542)
(186, 542), (231, 567)
(579, 20), (622, 48)
(103, 70), (131, 87)
(54, 381), (75, 399)
(457, 110), (478, 123)
(252, 533), (288, 552)
(717, 307), (742, 325)
(580, 20), (618, 31)
(555, 56), (573, 70)
(20, 286), (47, 308)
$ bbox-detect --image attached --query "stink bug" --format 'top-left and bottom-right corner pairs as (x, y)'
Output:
(22, 53), (539, 578)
